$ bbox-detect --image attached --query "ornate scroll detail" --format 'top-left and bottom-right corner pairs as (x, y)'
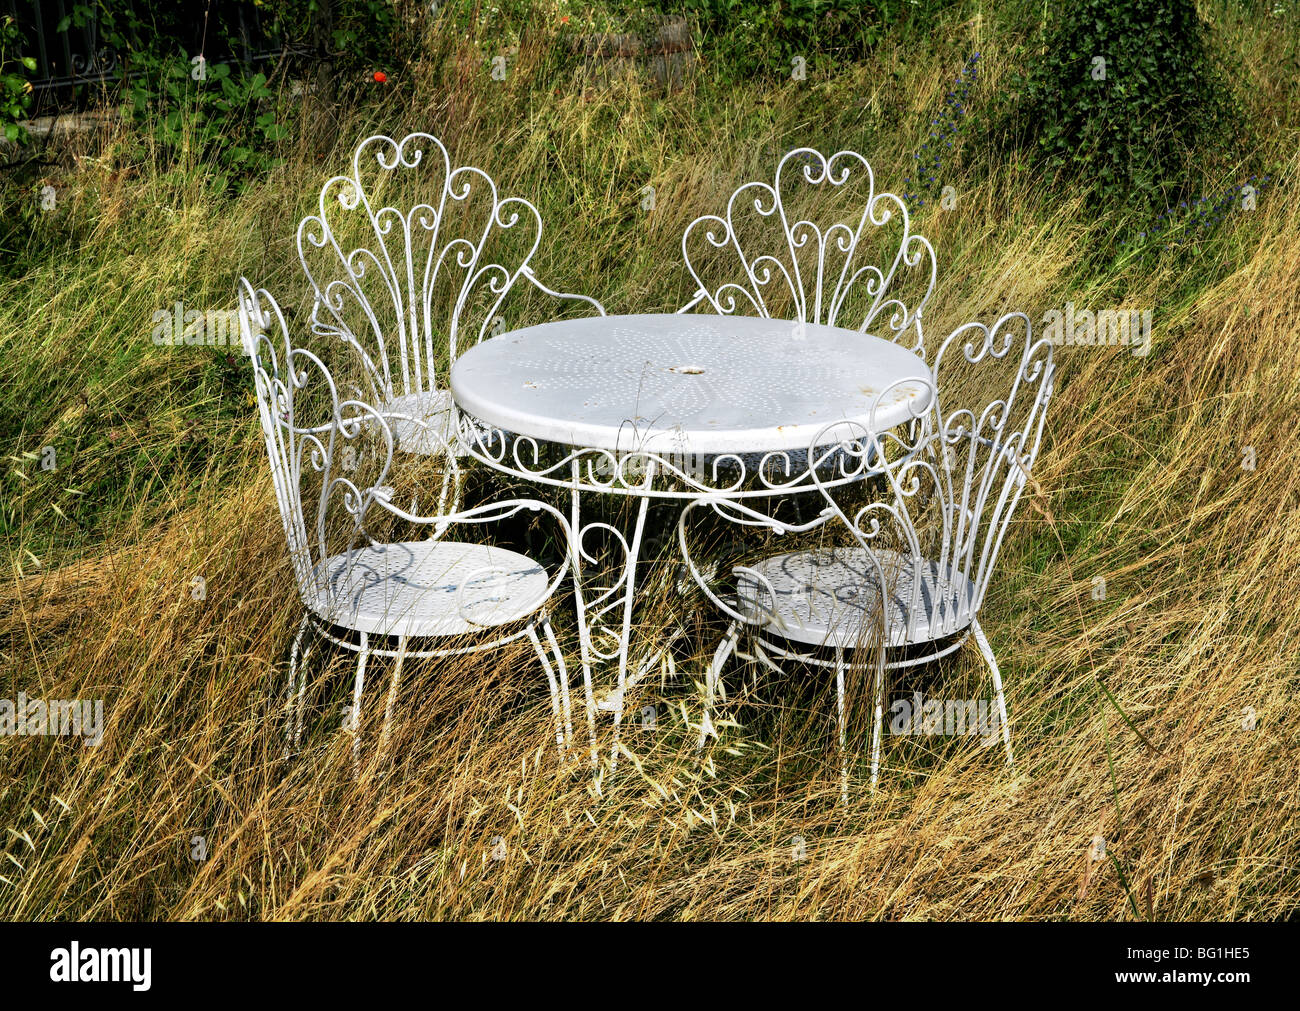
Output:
(678, 147), (937, 357)
(453, 413), (877, 501)
(809, 311), (1055, 637)
(296, 132), (605, 406)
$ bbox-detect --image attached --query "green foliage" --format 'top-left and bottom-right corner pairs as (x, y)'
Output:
(125, 54), (289, 196)
(648, 0), (948, 80)
(328, 1), (403, 69)
(57, 0), (401, 72)
(46, 1), (404, 193)
(245, 0), (404, 76)
(1016, 0), (1242, 205)
(47, 3), (290, 193)
(0, 15), (36, 144)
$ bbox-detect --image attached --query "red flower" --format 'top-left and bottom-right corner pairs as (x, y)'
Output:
(560, 15), (569, 23)
(372, 71), (388, 83)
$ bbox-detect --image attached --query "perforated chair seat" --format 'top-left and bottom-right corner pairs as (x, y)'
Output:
(383, 390), (461, 456)
(736, 547), (975, 649)
(309, 540), (550, 638)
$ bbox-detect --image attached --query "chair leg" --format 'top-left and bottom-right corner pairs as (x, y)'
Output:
(971, 618), (1014, 767)
(543, 618), (574, 752)
(284, 613), (311, 759)
(697, 623), (739, 750)
(294, 643), (311, 750)
(376, 636), (407, 769)
(834, 647), (848, 806)
(529, 624), (568, 757)
(347, 633), (370, 780)
(870, 642), (885, 790)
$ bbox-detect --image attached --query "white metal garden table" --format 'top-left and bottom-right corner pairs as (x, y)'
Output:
(449, 312), (931, 766)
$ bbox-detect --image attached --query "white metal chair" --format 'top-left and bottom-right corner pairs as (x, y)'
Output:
(677, 146), (936, 358)
(685, 312), (1055, 801)
(238, 278), (578, 775)
(296, 132), (605, 464)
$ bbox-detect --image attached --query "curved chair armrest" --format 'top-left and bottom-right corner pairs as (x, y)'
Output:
(369, 492), (575, 610)
(675, 289), (710, 314)
(674, 495), (837, 630)
(519, 264), (607, 317)
(729, 564), (784, 628)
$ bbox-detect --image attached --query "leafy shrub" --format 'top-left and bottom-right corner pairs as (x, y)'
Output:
(242, 0), (403, 78)
(124, 54), (288, 196)
(1017, 0), (1241, 205)
(49, 1), (402, 194)
(0, 15), (35, 144)
(648, 0), (949, 80)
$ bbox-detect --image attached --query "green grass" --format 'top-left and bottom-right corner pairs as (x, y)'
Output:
(1, 0), (1298, 921)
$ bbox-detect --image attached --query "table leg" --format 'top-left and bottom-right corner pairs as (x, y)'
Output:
(609, 461), (655, 770)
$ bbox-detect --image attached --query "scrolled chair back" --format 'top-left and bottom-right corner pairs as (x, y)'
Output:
(296, 131), (605, 408)
(929, 311), (1054, 611)
(678, 146), (936, 358)
(238, 277), (406, 613)
(809, 311), (1055, 642)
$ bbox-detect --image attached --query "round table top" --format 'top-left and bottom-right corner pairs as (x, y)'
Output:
(450, 313), (931, 455)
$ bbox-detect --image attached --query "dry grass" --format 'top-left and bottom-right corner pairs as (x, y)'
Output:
(1, 6), (1298, 920)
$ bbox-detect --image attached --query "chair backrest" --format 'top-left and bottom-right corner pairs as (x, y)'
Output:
(296, 131), (605, 406)
(678, 147), (936, 357)
(815, 312), (1054, 639)
(238, 277), (399, 613)
(928, 312), (1054, 617)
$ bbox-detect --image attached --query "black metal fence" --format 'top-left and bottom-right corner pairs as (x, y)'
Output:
(6, 0), (286, 105)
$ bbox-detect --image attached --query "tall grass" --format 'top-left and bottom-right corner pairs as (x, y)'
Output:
(1, 2), (1298, 919)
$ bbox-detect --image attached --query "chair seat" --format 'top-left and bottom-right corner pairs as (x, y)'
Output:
(384, 390), (462, 456)
(309, 540), (550, 638)
(736, 547), (974, 649)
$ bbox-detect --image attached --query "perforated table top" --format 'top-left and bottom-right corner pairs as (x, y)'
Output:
(450, 313), (931, 455)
